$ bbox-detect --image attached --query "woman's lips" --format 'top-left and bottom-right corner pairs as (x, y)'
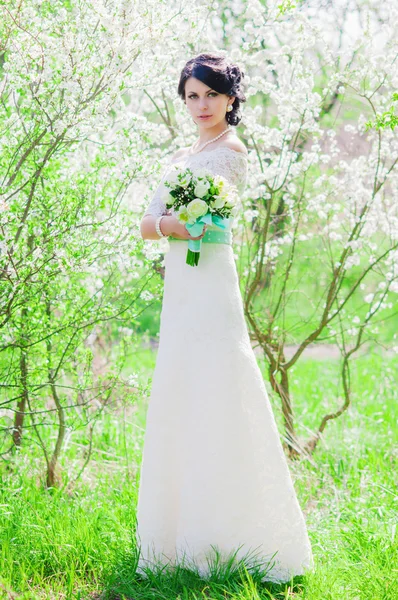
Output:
(198, 115), (212, 119)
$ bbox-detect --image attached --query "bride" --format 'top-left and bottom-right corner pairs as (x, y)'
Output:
(136, 52), (314, 583)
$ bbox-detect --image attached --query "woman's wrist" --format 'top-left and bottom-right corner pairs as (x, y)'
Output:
(158, 215), (176, 237)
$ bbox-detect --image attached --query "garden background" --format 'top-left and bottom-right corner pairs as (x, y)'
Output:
(0, 0), (397, 598)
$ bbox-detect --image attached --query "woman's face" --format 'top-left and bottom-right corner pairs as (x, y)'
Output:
(184, 76), (234, 129)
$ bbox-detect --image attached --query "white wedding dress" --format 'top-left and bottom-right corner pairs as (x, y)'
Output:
(136, 146), (314, 583)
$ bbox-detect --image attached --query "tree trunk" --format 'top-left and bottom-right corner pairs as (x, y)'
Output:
(45, 298), (66, 488)
(13, 309), (29, 447)
(269, 365), (302, 458)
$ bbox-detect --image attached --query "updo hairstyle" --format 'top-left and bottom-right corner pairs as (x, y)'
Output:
(177, 53), (246, 126)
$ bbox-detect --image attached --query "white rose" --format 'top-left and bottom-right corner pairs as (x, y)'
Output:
(224, 192), (238, 208)
(194, 180), (210, 198)
(179, 172), (192, 188)
(165, 166), (182, 186)
(209, 195), (226, 209)
(161, 189), (176, 206)
(186, 198), (208, 219)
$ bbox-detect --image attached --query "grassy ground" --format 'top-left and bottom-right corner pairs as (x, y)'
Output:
(0, 347), (397, 599)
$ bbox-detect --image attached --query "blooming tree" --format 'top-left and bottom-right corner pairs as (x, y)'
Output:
(1, 0), (397, 480)
(0, 0), (205, 486)
(229, 0), (398, 456)
(136, 0), (398, 457)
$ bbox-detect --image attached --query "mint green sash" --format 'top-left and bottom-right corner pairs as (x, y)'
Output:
(169, 228), (232, 245)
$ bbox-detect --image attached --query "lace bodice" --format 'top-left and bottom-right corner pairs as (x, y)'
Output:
(143, 146), (248, 220)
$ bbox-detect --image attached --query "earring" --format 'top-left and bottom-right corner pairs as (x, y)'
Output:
(227, 105), (233, 112)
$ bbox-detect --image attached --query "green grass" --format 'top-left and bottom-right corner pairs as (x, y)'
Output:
(0, 347), (397, 599)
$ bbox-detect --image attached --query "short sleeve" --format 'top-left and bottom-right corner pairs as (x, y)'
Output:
(143, 158), (174, 218)
(221, 151), (248, 196)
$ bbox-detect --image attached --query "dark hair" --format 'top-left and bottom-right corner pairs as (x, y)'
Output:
(177, 53), (246, 127)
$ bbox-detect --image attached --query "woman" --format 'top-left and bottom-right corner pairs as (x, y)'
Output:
(136, 52), (314, 583)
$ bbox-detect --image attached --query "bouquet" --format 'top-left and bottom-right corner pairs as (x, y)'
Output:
(161, 165), (239, 267)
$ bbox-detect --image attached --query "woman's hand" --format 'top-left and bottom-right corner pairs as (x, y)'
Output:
(161, 214), (207, 240)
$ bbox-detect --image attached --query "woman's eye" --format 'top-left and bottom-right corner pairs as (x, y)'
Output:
(188, 93), (217, 99)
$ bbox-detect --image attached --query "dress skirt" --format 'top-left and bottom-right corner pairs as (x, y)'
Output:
(135, 239), (314, 583)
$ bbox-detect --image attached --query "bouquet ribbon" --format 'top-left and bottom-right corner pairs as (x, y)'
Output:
(184, 214), (229, 266)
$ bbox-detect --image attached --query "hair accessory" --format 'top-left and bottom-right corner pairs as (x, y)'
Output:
(228, 65), (241, 83)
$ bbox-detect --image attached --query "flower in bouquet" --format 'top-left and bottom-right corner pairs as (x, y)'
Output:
(163, 167), (238, 267)
(186, 198), (208, 220)
(193, 179), (211, 198)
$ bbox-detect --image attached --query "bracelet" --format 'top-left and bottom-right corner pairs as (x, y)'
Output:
(155, 215), (167, 238)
